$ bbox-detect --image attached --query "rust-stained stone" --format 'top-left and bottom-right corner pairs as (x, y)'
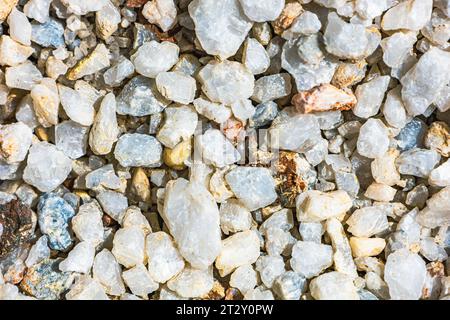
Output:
(275, 151), (306, 207)
(126, 0), (149, 8)
(292, 84), (357, 114)
(20, 258), (73, 300)
(424, 121), (450, 157)
(201, 281), (225, 300)
(271, 2), (303, 35)
(0, 200), (36, 259)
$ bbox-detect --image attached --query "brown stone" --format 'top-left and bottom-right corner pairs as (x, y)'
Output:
(424, 121), (450, 157)
(292, 84), (357, 114)
(0, 200), (36, 259)
(271, 2), (303, 35)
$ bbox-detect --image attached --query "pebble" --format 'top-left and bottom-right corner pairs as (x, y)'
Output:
(55, 121), (89, 160)
(296, 190), (352, 222)
(326, 218), (358, 279)
(381, 0), (433, 31)
(146, 231), (185, 283)
(242, 38), (270, 75)
(103, 57), (135, 87)
(282, 37), (337, 91)
(188, 0), (252, 59)
(97, 190), (128, 223)
(194, 97), (232, 124)
(273, 271), (306, 300)
(195, 129), (241, 168)
(58, 85), (95, 126)
(395, 148), (440, 178)
(93, 249), (126, 296)
(429, 159), (450, 187)
(251, 73), (291, 103)
(89, 93), (120, 155)
(0, 122), (32, 164)
(66, 44), (110, 80)
(219, 199), (253, 235)
(114, 133), (162, 168)
(156, 105), (198, 148)
(66, 275), (109, 300)
(401, 47), (450, 116)
(25, 236), (50, 268)
(290, 241), (333, 279)
(424, 121), (450, 157)
(37, 193), (75, 251)
(229, 264), (258, 294)
(384, 248), (427, 300)
(225, 166), (277, 211)
(347, 206), (389, 238)
(0, 35), (34, 67)
(71, 201), (104, 245)
(292, 84), (356, 114)
(0, 200), (35, 259)
(353, 76), (391, 119)
(122, 264), (159, 298)
(96, 0), (121, 39)
(23, 0), (51, 23)
(198, 60), (255, 105)
(59, 241), (95, 274)
(255, 255), (285, 288)
(156, 71), (196, 104)
(215, 230), (260, 276)
(310, 271), (359, 300)
(163, 178), (221, 269)
(324, 12), (380, 60)
(20, 259), (73, 300)
(269, 108), (322, 152)
(31, 18), (64, 48)
(5, 61), (42, 90)
(142, 0), (177, 32)
(23, 142), (72, 193)
(131, 41), (179, 78)
(357, 119), (390, 159)
(349, 237), (386, 258)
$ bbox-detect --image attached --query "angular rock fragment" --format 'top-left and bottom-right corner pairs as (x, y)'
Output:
(89, 93), (120, 155)
(292, 84), (356, 114)
(215, 230), (260, 276)
(0, 200), (35, 259)
(290, 241), (333, 279)
(198, 60), (255, 105)
(296, 190), (352, 222)
(0, 122), (32, 164)
(163, 178), (221, 269)
(114, 133), (162, 168)
(384, 248), (427, 300)
(23, 142), (72, 193)
(225, 166), (277, 211)
(146, 232), (185, 283)
(401, 48), (450, 116)
(381, 0), (433, 31)
(117, 76), (170, 116)
(66, 44), (110, 80)
(188, 0), (252, 59)
(131, 41), (179, 78)
(156, 71), (196, 104)
(310, 271), (359, 300)
(142, 0), (177, 32)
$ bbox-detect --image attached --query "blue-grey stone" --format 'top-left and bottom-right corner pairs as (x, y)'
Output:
(31, 18), (65, 48)
(37, 193), (75, 251)
(249, 101), (279, 128)
(117, 76), (170, 116)
(395, 118), (428, 151)
(20, 259), (73, 300)
(133, 23), (158, 49)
